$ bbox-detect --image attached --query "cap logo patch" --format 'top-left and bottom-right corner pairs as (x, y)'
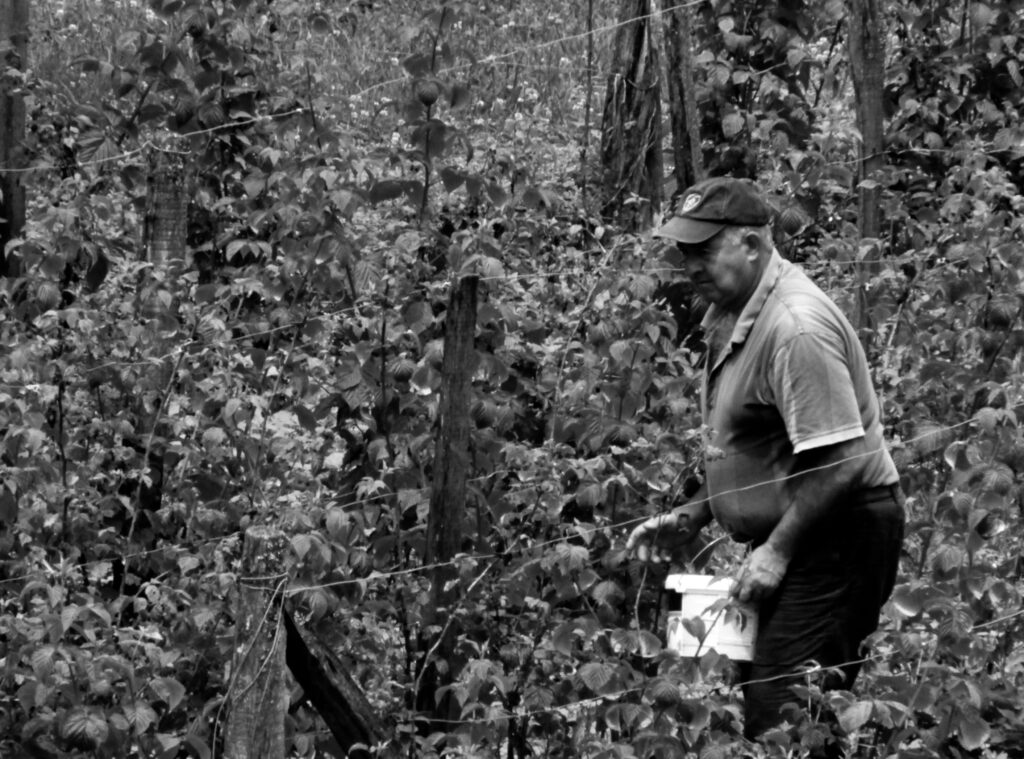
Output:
(680, 193), (701, 213)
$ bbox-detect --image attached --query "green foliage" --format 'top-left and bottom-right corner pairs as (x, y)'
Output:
(3, 1), (1024, 757)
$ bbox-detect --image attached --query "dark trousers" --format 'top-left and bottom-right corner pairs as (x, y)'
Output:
(742, 485), (906, 740)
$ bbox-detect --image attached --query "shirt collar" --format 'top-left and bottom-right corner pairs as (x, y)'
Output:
(700, 249), (786, 348)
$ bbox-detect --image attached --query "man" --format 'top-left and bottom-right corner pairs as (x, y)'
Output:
(627, 177), (905, 740)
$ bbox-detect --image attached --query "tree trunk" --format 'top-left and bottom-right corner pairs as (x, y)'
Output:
(224, 527), (289, 759)
(661, 0), (703, 196)
(848, 0), (886, 340)
(143, 150), (188, 265)
(0, 0), (28, 277)
(600, 0), (663, 230)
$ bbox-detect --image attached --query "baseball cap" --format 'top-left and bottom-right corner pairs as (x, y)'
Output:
(655, 177), (772, 244)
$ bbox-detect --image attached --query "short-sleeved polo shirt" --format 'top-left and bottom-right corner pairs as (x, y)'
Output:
(700, 251), (898, 543)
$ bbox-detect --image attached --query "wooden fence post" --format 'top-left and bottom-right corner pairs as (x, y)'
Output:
(0, 0), (28, 277)
(224, 526), (290, 759)
(143, 149), (188, 266)
(425, 273), (479, 612)
(417, 273), (478, 717)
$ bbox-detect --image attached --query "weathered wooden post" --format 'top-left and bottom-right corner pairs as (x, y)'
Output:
(224, 526), (290, 759)
(425, 273), (479, 612)
(0, 0), (28, 277)
(417, 273), (479, 717)
(143, 149), (188, 266)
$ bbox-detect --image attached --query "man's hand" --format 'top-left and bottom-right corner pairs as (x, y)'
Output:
(732, 543), (789, 603)
(626, 501), (709, 564)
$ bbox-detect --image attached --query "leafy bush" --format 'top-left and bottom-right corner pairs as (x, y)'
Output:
(2, 1), (1024, 757)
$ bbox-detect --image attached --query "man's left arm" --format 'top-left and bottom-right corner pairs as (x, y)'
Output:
(732, 438), (863, 603)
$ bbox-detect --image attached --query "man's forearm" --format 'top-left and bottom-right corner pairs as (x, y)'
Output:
(765, 440), (862, 559)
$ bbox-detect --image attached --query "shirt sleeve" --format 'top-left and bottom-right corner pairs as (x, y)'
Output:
(770, 329), (865, 454)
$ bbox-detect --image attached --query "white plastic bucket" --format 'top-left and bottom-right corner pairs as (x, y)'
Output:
(665, 573), (758, 661)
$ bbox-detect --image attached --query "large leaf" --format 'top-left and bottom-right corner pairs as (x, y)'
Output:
(957, 711), (991, 751)
(124, 700), (158, 734)
(60, 707), (110, 749)
(577, 661), (614, 693)
(838, 700), (873, 733)
(150, 677), (187, 711)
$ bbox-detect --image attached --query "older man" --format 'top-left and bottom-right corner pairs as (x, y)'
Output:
(627, 177), (905, 739)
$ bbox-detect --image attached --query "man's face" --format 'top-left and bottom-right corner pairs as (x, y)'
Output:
(676, 228), (762, 310)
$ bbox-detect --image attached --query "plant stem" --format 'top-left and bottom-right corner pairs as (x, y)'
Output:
(55, 367), (70, 545)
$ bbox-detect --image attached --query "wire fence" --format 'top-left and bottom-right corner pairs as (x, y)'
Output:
(4, 0), (1019, 178)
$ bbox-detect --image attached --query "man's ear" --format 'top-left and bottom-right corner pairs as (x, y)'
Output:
(741, 229), (765, 259)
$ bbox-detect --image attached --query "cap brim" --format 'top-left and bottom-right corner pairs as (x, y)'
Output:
(654, 217), (726, 244)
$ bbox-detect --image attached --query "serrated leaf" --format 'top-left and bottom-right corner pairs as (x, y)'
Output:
(978, 463), (1014, 495)
(722, 112), (745, 138)
(60, 706), (110, 749)
(394, 230), (423, 254)
(957, 712), (990, 750)
(629, 274), (657, 300)
(292, 534), (313, 560)
(638, 630), (662, 658)
(486, 181), (508, 206)
(648, 677), (680, 705)
(61, 604), (81, 635)
(403, 300), (433, 332)
(578, 661), (614, 693)
(933, 544), (964, 574)
(838, 700), (873, 732)
(150, 677), (187, 711)
(31, 645), (57, 678)
(975, 406), (1000, 432)
(915, 423), (953, 455)
(197, 102), (225, 127)
(463, 254), (504, 280)
(591, 580), (624, 607)
(353, 260), (380, 291)
(605, 702), (647, 731)
(556, 543), (590, 571)
(124, 701), (158, 734)
(550, 622), (576, 657)
(576, 482), (602, 507)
